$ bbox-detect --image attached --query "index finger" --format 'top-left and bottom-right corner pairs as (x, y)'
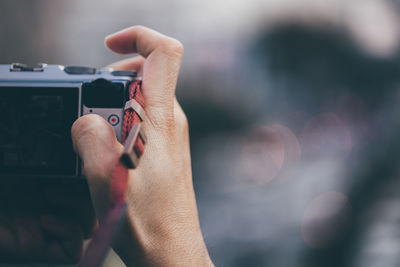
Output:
(105, 26), (184, 115)
(105, 26), (183, 57)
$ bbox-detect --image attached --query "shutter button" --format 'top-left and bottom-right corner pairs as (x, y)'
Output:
(64, 66), (96, 74)
(111, 70), (137, 77)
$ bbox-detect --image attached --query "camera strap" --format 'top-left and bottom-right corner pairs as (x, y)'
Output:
(79, 80), (146, 267)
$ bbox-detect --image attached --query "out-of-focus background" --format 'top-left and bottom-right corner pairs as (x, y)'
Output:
(2, 0), (400, 266)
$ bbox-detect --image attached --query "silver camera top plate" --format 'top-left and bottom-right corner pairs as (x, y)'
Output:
(0, 63), (137, 83)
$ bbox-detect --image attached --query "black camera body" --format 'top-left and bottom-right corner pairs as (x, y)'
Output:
(0, 63), (138, 180)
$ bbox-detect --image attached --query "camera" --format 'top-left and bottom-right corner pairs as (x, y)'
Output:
(0, 63), (140, 180)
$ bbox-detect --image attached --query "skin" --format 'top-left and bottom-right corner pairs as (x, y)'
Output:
(0, 26), (213, 266)
(72, 26), (214, 267)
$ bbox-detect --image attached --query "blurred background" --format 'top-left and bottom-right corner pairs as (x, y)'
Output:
(1, 0), (400, 266)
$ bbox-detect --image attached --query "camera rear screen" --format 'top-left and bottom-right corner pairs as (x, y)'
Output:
(0, 87), (78, 176)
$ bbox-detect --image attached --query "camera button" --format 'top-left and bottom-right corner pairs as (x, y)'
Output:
(108, 114), (120, 126)
(111, 70), (137, 77)
(64, 66), (96, 75)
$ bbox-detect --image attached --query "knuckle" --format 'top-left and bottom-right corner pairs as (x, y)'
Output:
(72, 114), (111, 139)
(169, 39), (184, 55)
(132, 25), (147, 37)
(173, 100), (188, 131)
(133, 25), (146, 31)
(151, 112), (175, 132)
(158, 38), (184, 57)
(146, 103), (175, 130)
(176, 110), (189, 131)
(148, 108), (188, 133)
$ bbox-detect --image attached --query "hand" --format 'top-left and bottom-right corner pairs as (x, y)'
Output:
(0, 182), (95, 264)
(71, 26), (214, 266)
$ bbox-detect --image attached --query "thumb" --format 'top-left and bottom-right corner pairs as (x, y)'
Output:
(71, 114), (123, 217)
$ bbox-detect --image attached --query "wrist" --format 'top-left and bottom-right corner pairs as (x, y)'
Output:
(115, 211), (214, 267)
(138, 234), (213, 267)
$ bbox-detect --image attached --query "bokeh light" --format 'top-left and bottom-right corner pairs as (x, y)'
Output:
(301, 112), (352, 158)
(302, 191), (352, 248)
(241, 124), (300, 184)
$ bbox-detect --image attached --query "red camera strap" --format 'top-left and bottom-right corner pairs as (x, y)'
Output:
(79, 80), (145, 267)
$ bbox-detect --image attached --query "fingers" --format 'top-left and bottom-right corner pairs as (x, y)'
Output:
(105, 26), (184, 120)
(107, 55), (145, 76)
(71, 114), (123, 217)
(105, 26), (183, 57)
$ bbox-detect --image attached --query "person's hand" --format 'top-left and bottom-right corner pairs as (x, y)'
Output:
(0, 182), (95, 264)
(71, 26), (214, 266)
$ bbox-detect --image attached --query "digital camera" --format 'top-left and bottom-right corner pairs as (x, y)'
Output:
(0, 63), (139, 181)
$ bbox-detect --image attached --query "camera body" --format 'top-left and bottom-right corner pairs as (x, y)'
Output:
(0, 63), (138, 180)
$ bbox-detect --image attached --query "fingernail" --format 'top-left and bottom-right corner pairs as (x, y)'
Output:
(105, 29), (126, 40)
(104, 34), (113, 41)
